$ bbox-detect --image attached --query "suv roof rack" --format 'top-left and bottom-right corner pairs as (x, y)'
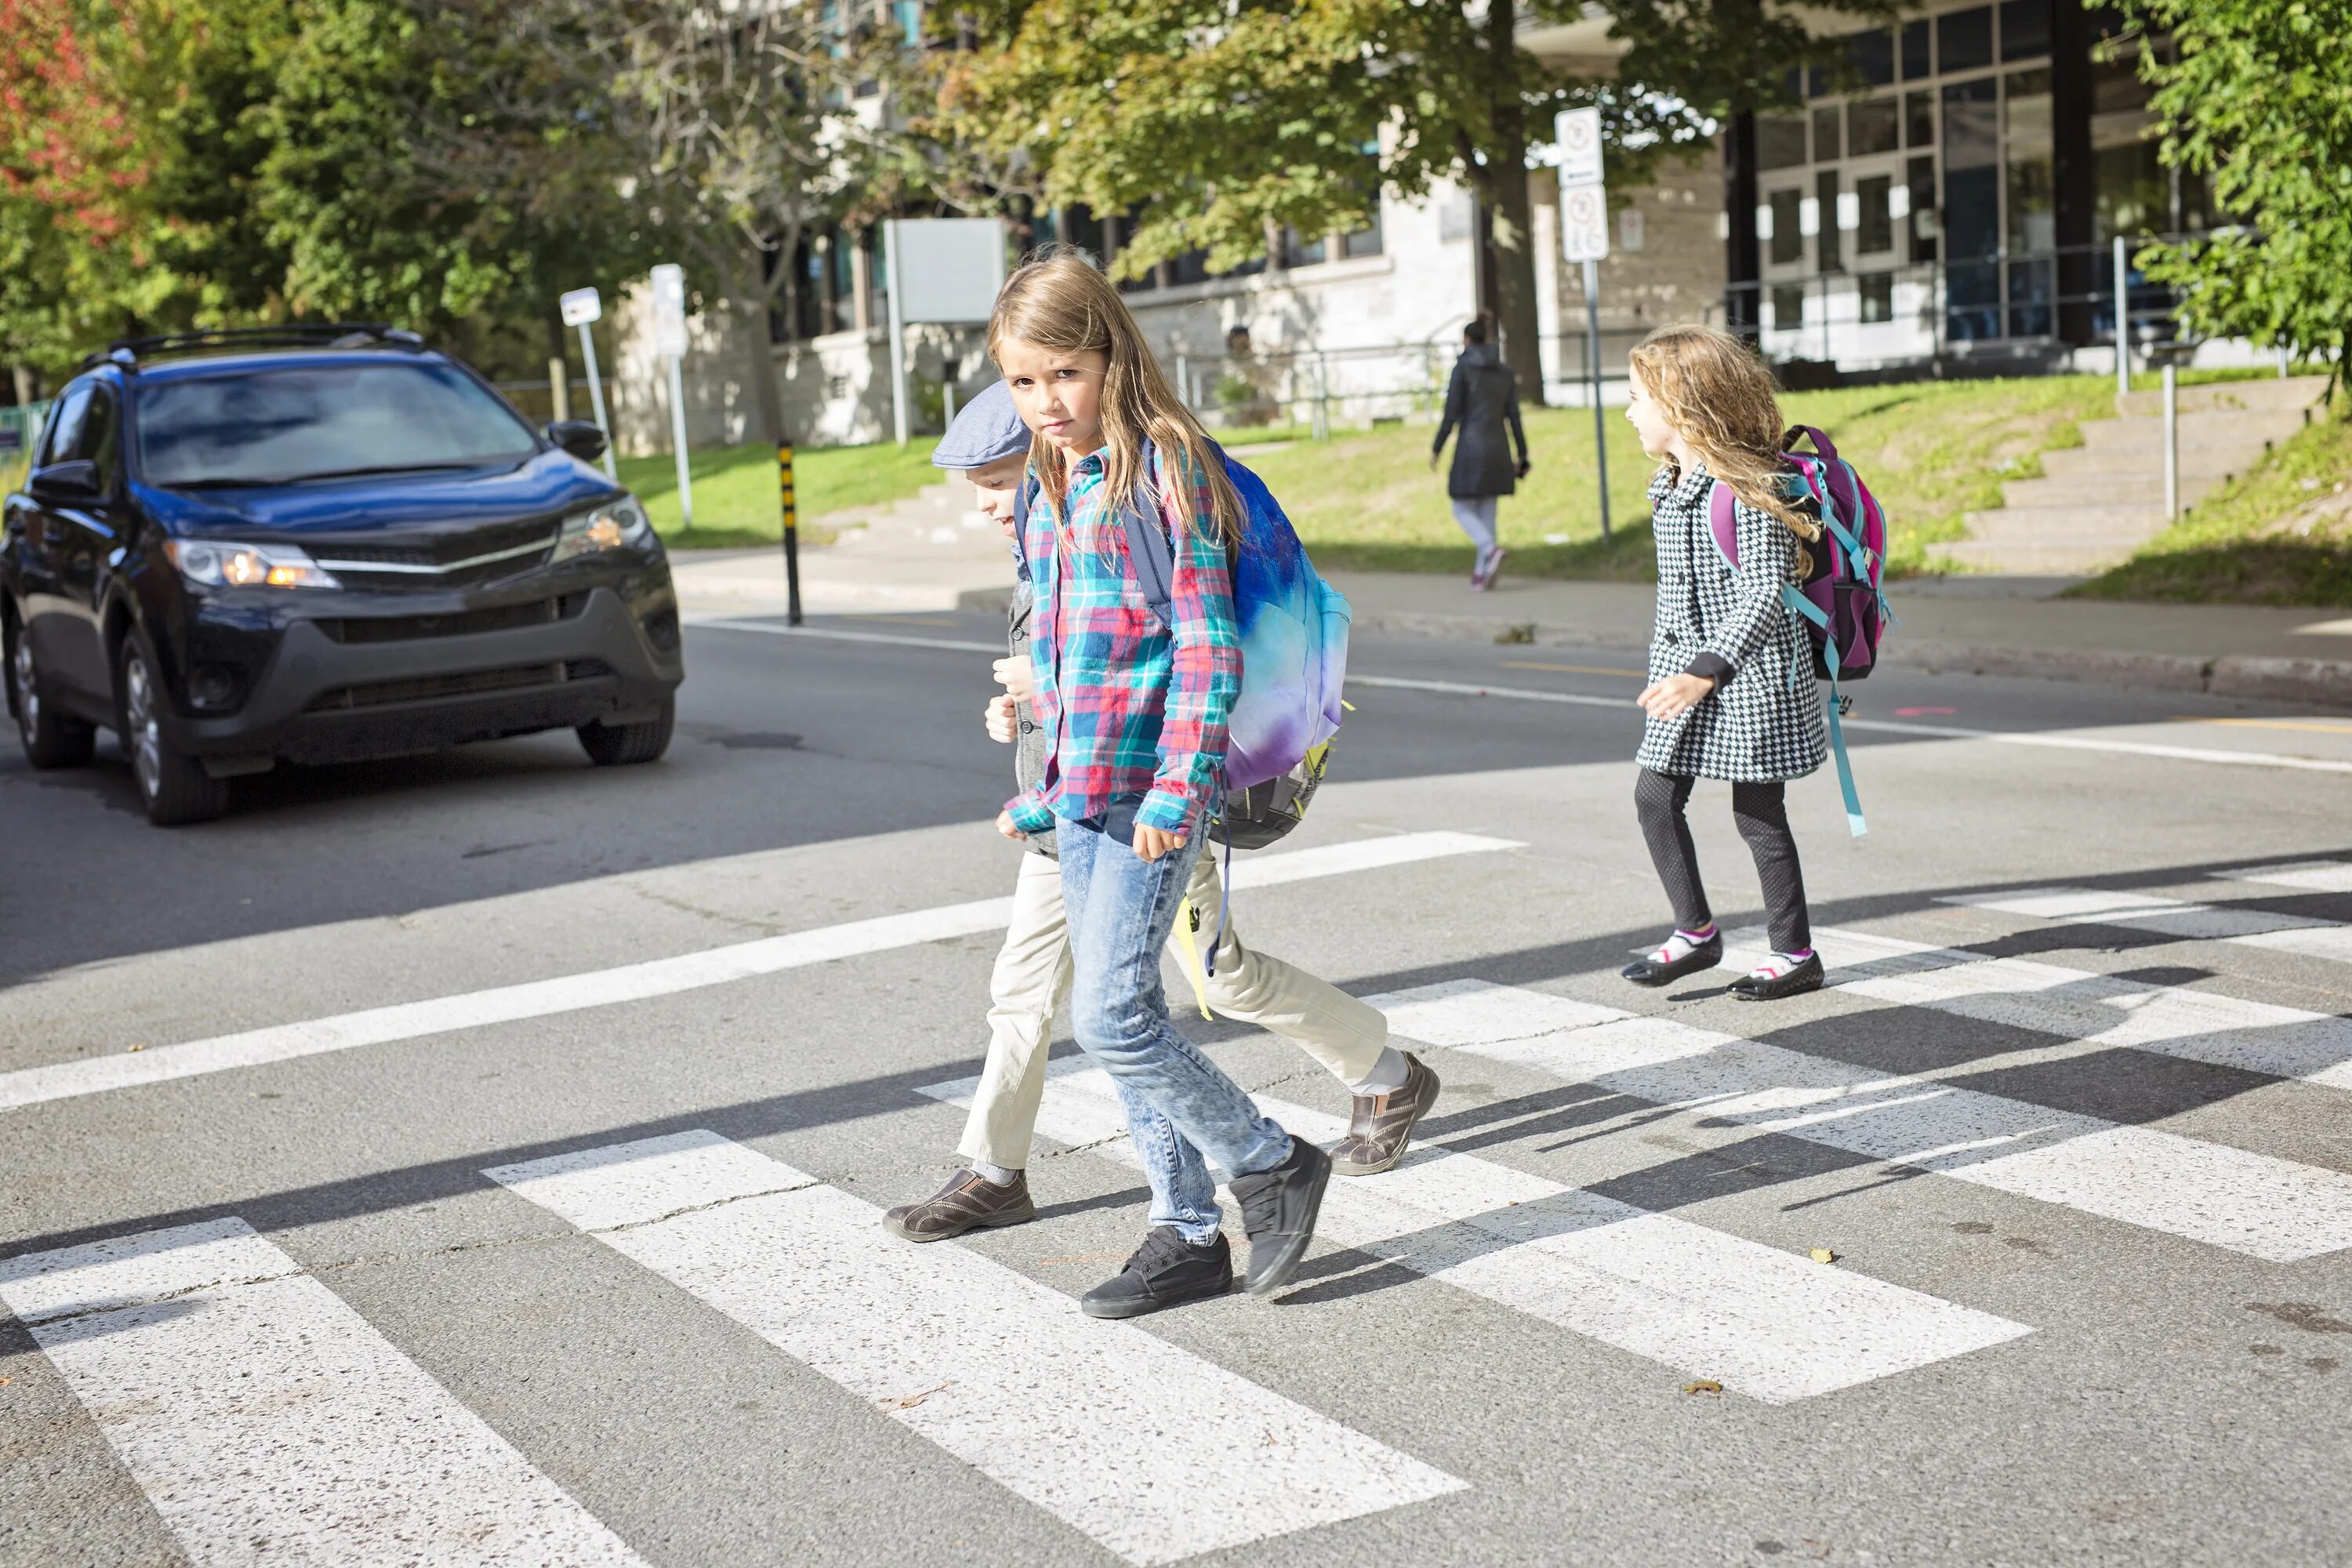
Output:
(83, 323), (426, 372)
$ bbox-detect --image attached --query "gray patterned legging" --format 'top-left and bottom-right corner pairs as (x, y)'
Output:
(1633, 768), (1812, 954)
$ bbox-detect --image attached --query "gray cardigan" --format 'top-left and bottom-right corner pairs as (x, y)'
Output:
(1007, 577), (1056, 857)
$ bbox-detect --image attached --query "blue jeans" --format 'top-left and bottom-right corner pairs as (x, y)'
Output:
(1057, 796), (1294, 1244)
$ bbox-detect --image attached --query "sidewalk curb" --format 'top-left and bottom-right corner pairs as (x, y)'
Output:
(952, 588), (2352, 712)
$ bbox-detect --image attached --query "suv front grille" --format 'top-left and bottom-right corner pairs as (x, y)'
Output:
(310, 517), (562, 589)
(305, 658), (613, 713)
(311, 596), (582, 644)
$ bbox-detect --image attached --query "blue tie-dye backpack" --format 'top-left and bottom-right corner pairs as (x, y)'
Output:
(1014, 439), (1351, 849)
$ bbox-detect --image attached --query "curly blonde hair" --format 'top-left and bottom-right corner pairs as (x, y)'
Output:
(1628, 325), (1820, 564)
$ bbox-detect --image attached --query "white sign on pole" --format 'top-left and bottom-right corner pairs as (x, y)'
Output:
(884, 216), (1008, 445)
(1560, 181), (1610, 263)
(1554, 107), (1604, 191)
(648, 263), (690, 358)
(559, 287), (602, 328)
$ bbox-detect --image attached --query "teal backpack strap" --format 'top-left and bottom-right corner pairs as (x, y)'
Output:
(1781, 584), (1866, 838)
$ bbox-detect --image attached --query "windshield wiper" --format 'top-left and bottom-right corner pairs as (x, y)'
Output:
(286, 462), (482, 482)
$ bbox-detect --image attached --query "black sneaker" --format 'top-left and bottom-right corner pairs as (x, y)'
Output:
(1228, 1138), (1332, 1297)
(1080, 1227), (1233, 1319)
(1729, 952), (1825, 1001)
(1621, 930), (1723, 987)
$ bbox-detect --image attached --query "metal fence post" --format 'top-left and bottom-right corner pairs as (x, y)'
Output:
(1584, 258), (1610, 544)
(1175, 353), (1189, 409)
(2161, 361), (2179, 524)
(778, 444), (804, 626)
(2114, 235), (2131, 397)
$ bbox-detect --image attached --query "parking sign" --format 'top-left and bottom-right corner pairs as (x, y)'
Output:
(1560, 182), (1610, 263)
(560, 287), (602, 328)
(1555, 107), (1603, 190)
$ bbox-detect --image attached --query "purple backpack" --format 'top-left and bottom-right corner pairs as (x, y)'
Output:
(1705, 425), (1890, 837)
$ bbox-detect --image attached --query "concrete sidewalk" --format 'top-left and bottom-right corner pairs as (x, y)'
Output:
(670, 519), (2352, 710)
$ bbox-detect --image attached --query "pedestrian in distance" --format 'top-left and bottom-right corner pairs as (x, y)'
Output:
(960, 248), (1336, 1316)
(1428, 315), (1530, 592)
(886, 380), (1438, 1318)
(1619, 324), (1830, 1001)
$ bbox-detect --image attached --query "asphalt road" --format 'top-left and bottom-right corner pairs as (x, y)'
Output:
(4, 610), (2351, 1567)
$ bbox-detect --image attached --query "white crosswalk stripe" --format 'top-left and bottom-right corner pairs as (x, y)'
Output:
(0, 1218), (648, 1568)
(1371, 980), (2352, 1262)
(0, 830), (1519, 1115)
(1717, 925), (2352, 1092)
(2213, 859), (2352, 893)
(921, 1062), (2031, 1402)
(485, 1131), (1465, 1566)
(1940, 886), (2352, 965)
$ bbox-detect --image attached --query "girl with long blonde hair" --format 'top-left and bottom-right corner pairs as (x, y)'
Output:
(985, 247), (1331, 1314)
(1619, 325), (1830, 1001)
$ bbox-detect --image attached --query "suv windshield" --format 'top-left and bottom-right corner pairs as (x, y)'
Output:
(136, 361), (540, 487)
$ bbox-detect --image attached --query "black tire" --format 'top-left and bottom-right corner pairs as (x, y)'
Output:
(578, 695), (675, 767)
(115, 630), (230, 826)
(9, 622), (96, 770)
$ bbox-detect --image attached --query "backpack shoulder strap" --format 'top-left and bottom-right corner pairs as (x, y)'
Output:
(1707, 479), (1740, 570)
(1011, 471), (1039, 579)
(1121, 437), (1178, 631)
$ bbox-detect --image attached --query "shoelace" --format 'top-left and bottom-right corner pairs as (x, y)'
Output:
(1123, 1227), (1208, 1276)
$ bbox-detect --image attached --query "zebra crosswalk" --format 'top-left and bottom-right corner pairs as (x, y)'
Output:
(5, 864), (2350, 1566)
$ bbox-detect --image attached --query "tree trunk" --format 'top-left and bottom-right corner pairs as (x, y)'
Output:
(1483, 0), (1547, 405)
(720, 246), (789, 448)
(9, 365), (34, 408)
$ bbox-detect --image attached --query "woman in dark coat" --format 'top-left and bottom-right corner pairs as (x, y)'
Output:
(1429, 317), (1530, 590)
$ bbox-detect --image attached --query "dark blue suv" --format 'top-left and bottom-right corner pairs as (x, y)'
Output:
(2, 325), (684, 823)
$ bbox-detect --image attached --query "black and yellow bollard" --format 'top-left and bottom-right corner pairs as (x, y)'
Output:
(777, 443), (804, 626)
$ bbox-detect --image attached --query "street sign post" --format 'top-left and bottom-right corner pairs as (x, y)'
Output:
(882, 218), (1007, 445)
(1555, 107), (1612, 543)
(649, 263), (694, 526)
(559, 287), (619, 481)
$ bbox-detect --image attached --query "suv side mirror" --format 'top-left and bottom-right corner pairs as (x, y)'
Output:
(546, 421), (609, 463)
(29, 460), (102, 503)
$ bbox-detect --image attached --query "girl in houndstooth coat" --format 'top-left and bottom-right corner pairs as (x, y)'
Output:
(1620, 326), (1830, 1002)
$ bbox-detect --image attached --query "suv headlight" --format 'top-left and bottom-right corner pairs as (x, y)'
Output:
(165, 539), (341, 590)
(553, 497), (653, 562)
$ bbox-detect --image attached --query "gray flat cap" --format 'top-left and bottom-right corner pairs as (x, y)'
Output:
(930, 379), (1030, 470)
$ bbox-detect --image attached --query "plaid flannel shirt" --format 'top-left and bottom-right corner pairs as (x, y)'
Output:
(1005, 447), (1240, 837)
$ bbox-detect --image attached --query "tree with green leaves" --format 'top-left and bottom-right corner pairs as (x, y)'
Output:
(2115, 0), (2352, 404)
(939, 0), (1876, 404)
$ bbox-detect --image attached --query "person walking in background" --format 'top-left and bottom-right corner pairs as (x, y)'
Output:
(1429, 315), (1530, 591)
(1617, 324), (1830, 1002)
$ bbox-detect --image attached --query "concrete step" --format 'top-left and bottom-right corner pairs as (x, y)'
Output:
(1926, 538), (2152, 573)
(1999, 474), (2226, 510)
(1958, 505), (2174, 545)
(2114, 374), (2331, 419)
(2038, 443), (2267, 482)
(2080, 408), (2307, 452)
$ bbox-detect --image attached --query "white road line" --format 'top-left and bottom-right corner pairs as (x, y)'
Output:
(2213, 859), (2352, 893)
(691, 619), (1007, 655)
(1941, 886), (2352, 965)
(1346, 674), (2352, 775)
(0, 832), (1518, 1115)
(1371, 980), (2352, 1262)
(0, 1218), (646, 1568)
(1720, 924), (2352, 1092)
(920, 1064), (2028, 1402)
(485, 1131), (1464, 1566)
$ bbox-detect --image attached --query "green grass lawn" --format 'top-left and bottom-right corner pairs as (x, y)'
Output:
(2070, 408), (2352, 607)
(1246, 374), (2118, 582)
(618, 439), (943, 550)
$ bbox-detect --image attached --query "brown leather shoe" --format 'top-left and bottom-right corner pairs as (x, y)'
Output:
(1329, 1054), (1440, 1177)
(882, 1168), (1036, 1241)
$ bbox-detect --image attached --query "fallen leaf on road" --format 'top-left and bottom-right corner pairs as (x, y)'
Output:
(880, 1381), (951, 1410)
(1682, 1379), (1722, 1396)
(1809, 1247), (1836, 1264)
(126, 1044), (145, 1053)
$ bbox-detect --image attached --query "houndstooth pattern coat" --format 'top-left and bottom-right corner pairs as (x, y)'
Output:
(1635, 461), (1828, 783)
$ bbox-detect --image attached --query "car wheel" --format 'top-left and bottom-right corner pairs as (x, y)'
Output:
(578, 695), (675, 767)
(9, 624), (96, 769)
(116, 630), (230, 826)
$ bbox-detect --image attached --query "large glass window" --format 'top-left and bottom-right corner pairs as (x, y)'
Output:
(1905, 89), (1936, 148)
(1857, 173), (1896, 257)
(1943, 77), (2002, 339)
(1759, 114), (1808, 172)
(1817, 169), (1843, 273)
(1848, 30), (1896, 87)
(1768, 189), (1804, 266)
(1907, 154), (1940, 263)
(1900, 19), (1933, 80)
(1999, 0), (2052, 60)
(1343, 213), (1384, 258)
(135, 364), (540, 488)
(2005, 68), (2055, 335)
(1851, 97), (1900, 156)
(1811, 106), (1843, 163)
(1938, 7), (1994, 73)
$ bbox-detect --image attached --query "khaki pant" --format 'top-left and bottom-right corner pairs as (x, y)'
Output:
(960, 849), (1389, 1171)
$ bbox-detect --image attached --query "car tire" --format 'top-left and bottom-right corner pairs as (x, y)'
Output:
(578, 695), (675, 767)
(115, 629), (230, 826)
(9, 624), (97, 770)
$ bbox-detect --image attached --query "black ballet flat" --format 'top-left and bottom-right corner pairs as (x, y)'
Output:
(1621, 932), (1723, 987)
(1729, 953), (1825, 1001)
